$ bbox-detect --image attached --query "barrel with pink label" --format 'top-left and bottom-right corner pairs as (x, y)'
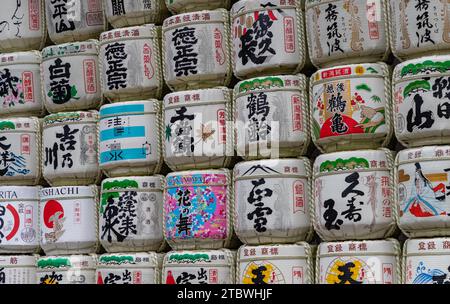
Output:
(39, 186), (99, 255)
(166, 0), (232, 14)
(313, 149), (397, 241)
(37, 255), (97, 284)
(0, 186), (40, 254)
(0, 255), (37, 284)
(164, 169), (233, 250)
(41, 40), (102, 113)
(0, 51), (44, 117)
(104, 0), (169, 28)
(100, 25), (163, 102)
(311, 63), (391, 152)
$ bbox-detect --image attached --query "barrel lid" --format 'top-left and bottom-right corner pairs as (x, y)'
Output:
(164, 250), (233, 266)
(393, 55), (450, 81)
(100, 24), (159, 43)
(42, 40), (99, 60)
(0, 117), (39, 132)
(164, 87), (229, 108)
(396, 146), (450, 164)
(40, 186), (96, 200)
(0, 186), (40, 201)
(163, 10), (226, 29)
(100, 100), (159, 118)
(318, 239), (399, 257)
(234, 158), (309, 179)
(165, 169), (230, 188)
(311, 63), (387, 84)
(232, 0), (298, 16)
(405, 238), (450, 255)
(0, 255), (37, 267)
(238, 243), (310, 261)
(97, 252), (159, 268)
(101, 175), (164, 192)
(314, 149), (391, 174)
(37, 255), (97, 270)
(0, 51), (41, 65)
(235, 75), (306, 96)
(43, 111), (99, 127)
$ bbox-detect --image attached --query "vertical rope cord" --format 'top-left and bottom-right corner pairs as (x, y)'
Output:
(381, 63), (393, 148)
(294, 0), (307, 74)
(299, 74), (311, 156)
(383, 148), (398, 238)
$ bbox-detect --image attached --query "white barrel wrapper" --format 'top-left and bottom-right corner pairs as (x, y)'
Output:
(97, 252), (163, 284)
(237, 243), (313, 284)
(163, 10), (232, 91)
(41, 40), (102, 113)
(0, 186), (40, 253)
(0, 255), (37, 284)
(99, 25), (163, 102)
(234, 158), (312, 245)
(99, 176), (164, 252)
(317, 239), (401, 284)
(0, 117), (41, 185)
(0, 51), (44, 117)
(165, 0), (232, 14)
(37, 255), (96, 284)
(42, 111), (100, 186)
(39, 186), (99, 255)
(162, 249), (235, 284)
(234, 75), (309, 159)
(313, 149), (396, 241)
(104, 0), (169, 28)
(163, 87), (233, 170)
(99, 100), (163, 177)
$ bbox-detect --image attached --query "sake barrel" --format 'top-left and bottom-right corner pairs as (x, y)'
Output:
(390, 0), (450, 61)
(317, 239), (401, 284)
(97, 252), (163, 284)
(396, 146), (450, 237)
(37, 255), (96, 284)
(237, 243), (314, 284)
(45, 0), (105, 45)
(234, 158), (313, 245)
(0, 0), (46, 52)
(163, 88), (233, 170)
(41, 40), (102, 113)
(165, 0), (232, 14)
(0, 51), (44, 117)
(313, 149), (396, 241)
(0, 255), (37, 284)
(0, 117), (41, 185)
(231, 0), (307, 79)
(162, 249), (234, 284)
(162, 10), (232, 91)
(234, 75), (309, 159)
(393, 55), (450, 147)
(104, 0), (169, 28)
(305, 0), (390, 68)
(42, 111), (100, 186)
(403, 237), (450, 284)
(0, 186), (40, 254)
(99, 100), (163, 177)
(99, 25), (163, 102)
(164, 169), (233, 250)
(39, 186), (99, 255)
(99, 176), (164, 253)
(311, 63), (391, 152)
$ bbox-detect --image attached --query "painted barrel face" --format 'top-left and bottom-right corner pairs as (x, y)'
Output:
(231, 0), (306, 79)
(37, 255), (96, 284)
(104, 0), (169, 28)
(404, 238), (450, 284)
(0, 117), (40, 185)
(234, 159), (312, 245)
(162, 10), (231, 91)
(393, 55), (450, 147)
(39, 186), (98, 255)
(237, 243), (313, 284)
(396, 146), (450, 237)
(311, 63), (391, 152)
(317, 239), (400, 284)
(164, 169), (232, 250)
(0, 51), (44, 117)
(162, 250), (234, 284)
(390, 0), (450, 61)
(97, 252), (162, 284)
(305, 0), (389, 68)
(163, 88), (232, 171)
(99, 25), (163, 102)
(45, 0), (105, 45)
(0, 255), (37, 284)
(234, 75), (309, 159)
(165, 0), (231, 14)
(0, 186), (40, 253)
(99, 100), (162, 177)
(41, 41), (101, 113)
(99, 176), (164, 252)
(0, 0), (46, 52)
(42, 111), (99, 186)
(313, 150), (396, 241)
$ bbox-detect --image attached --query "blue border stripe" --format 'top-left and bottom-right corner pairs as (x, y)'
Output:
(100, 104), (145, 116)
(100, 126), (145, 141)
(100, 148), (147, 163)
